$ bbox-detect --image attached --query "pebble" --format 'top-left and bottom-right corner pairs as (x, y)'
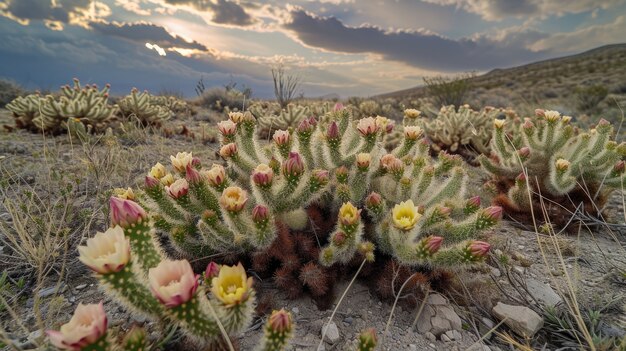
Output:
(492, 302), (544, 337)
(38, 284), (66, 298)
(321, 322), (340, 343)
(425, 332), (436, 342)
(343, 316), (353, 325)
(292, 307), (299, 314)
(75, 284), (88, 290)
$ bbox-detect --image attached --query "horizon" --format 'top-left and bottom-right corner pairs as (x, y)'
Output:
(0, 0), (625, 98)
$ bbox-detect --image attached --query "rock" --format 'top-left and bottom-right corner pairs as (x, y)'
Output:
(38, 284), (66, 298)
(292, 307), (299, 314)
(75, 284), (87, 290)
(321, 322), (340, 344)
(430, 315), (452, 336)
(445, 330), (462, 341)
(513, 266), (525, 275)
(441, 333), (451, 342)
(526, 279), (562, 307)
(492, 302), (544, 337)
(438, 306), (462, 331)
(467, 344), (491, 351)
(409, 344), (418, 351)
(427, 293), (447, 305)
(479, 317), (495, 339)
(343, 316), (353, 325)
(491, 267), (501, 277)
(425, 332), (436, 342)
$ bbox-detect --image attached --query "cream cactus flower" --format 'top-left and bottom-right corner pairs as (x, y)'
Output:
(403, 126), (422, 140)
(356, 153), (371, 169)
(544, 110), (561, 122)
(166, 178), (189, 199)
(78, 226), (130, 274)
(148, 259), (199, 308)
(217, 119), (237, 136)
(357, 117), (378, 136)
(555, 158), (570, 171)
(149, 162), (166, 179)
(160, 173), (175, 186)
(339, 202), (361, 226)
(211, 262), (253, 306)
(219, 186), (248, 212)
(493, 119), (505, 129)
(404, 109), (421, 119)
(46, 302), (108, 350)
(392, 199), (421, 230)
(228, 111), (245, 123)
(170, 152), (193, 173)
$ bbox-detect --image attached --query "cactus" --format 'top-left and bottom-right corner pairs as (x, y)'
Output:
(479, 109), (626, 226)
(356, 328), (378, 351)
(256, 103), (310, 138)
(257, 309), (294, 351)
(125, 105), (499, 309)
(149, 95), (189, 114)
(117, 88), (173, 126)
(358, 100), (381, 117)
(416, 105), (507, 163)
(6, 78), (116, 133)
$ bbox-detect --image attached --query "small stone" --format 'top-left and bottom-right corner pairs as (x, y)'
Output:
(491, 268), (501, 277)
(133, 315), (147, 324)
(513, 266), (525, 275)
(479, 317), (495, 339)
(343, 316), (353, 325)
(430, 316), (452, 336)
(492, 302), (544, 337)
(38, 284), (66, 298)
(427, 294), (447, 305)
(526, 279), (562, 308)
(425, 332), (436, 342)
(75, 284), (88, 290)
(321, 322), (340, 344)
(441, 333), (451, 342)
(438, 306), (462, 331)
(292, 307), (299, 314)
(409, 344), (417, 351)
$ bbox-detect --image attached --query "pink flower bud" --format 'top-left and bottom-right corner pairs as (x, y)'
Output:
(273, 130), (290, 146)
(145, 175), (160, 188)
(219, 143), (238, 158)
(379, 154), (397, 170)
(365, 192), (382, 207)
(205, 262), (221, 280)
(308, 116), (317, 126)
(466, 196), (481, 208)
(252, 164), (274, 188)
(268, 309), (293, 333)
(438, 206), (452, 216)
(282, 152), (304, 179)
(166, 178), (189, 199)
(186, 164), (202, 184)
(336, 166), (349, 182)
(614, 160), (625, 174)
(252, 205), (269, 224)
(535, 109), (545, 117)
(482, 206), (503, 221)
(311, 169), (330, 186)
(516, 172), (527, 182)
(517, 147), (530, 158)
(333, 103), (344, 111)
(110, 197), (147, 227)
(523, 119), (534, 130)
(327, 121), (339, 140)
(386, 121), (394, 134)
(468, 240), (491, 259)
(422, 236), (443, 255)
(332, 231), (346, 246)
(297, 118), (313, 134)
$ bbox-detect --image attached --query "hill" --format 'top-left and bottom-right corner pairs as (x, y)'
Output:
(377, 44), (626, 115)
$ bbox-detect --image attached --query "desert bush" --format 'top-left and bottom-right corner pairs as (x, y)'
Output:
(117, 88), (173, 127)
(272, 64), (301, 108)
(576, 85), (608, 113)
(0, 78), (25, 108)
(424, 73), (475, 108)
(196, 87), (247, 112)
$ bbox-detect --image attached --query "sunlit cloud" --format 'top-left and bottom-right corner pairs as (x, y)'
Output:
(146, 42), (167, 56)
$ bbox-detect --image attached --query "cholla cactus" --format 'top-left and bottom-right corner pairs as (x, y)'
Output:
(6, 93), (41, 129)
(358, 100), (380, 117)
(117, 88), (173, 126)
(356, 328), (378, 351)
(256, 103), (309, 137)
(149, 95), (189, 114)
(70, 197), (257, 349)
(479, 109), (626, 224)
(7, 78), (116, 133)
(418, 105), (506, 162)
(257, 309), (294, 351)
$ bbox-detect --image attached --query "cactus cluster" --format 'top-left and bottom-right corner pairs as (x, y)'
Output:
(6, 78), (116, 133)
(412, 105), (513, 163)
(117, 88), (173, 127)
(149, 94), (189, 114)
(127, 106), (499, 309)
(479, 109), (626, 225)
(46, 196), (260, 350)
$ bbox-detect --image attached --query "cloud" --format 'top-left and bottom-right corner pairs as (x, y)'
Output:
(115, 0), (152, 16)
(162, 0), (256, 26)
(0, 0), (109, 29)
(421, 0), (622, 21)
(530, 15), (626, 52)
(90, 21), (209, 51)
(283, 8), (546, 72)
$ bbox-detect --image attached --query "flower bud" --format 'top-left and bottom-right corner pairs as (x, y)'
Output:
(332, 231), (346, 246)
(219, 186), (248, 213)
(219, 143), (238, 158)
(252, 164), (274, 188)
(333, 103), (344, 111)
(110, 197), (147, 227)
(555, 158), (570, 171)
(614, 160), (625, 174)
(282, 152), (304, 180)
(311, 169), (330, 187)
(228, 111), (244, 123)
(403, 109), (421, 119)
(166, 178), (189, 199)
(113, 187), (135, 200)
(335, 166), (349, 183)
(160, 173), (175, 186)
(356, 153), (371, 170)
(252, 205), (269, 225)
(544, 110), (561, 122)
(517, 147), (530, 159)
(297, 118), (314, 135)
(379, 154), (396, 170)
(493, 119), (505, 129)
(467, 240), (491, 259)
(421, 236), (443, 255)
(482, 206), (503, 221)
(534, 108), (545, 117)
(365, 192), (382, 208)
(186, 164), (202, 184)
(205, 262), (221, 281)
(145, 176), (160, 188)
(268, 309), (293, 333)
(327, 121), (340, 140)
(273, 130), (290, 146)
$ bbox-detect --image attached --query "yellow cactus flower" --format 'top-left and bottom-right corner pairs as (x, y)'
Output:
(170, 152), (193, 173)
(113, 187), (135, 200)
(493, 119), (505, 129)
(392, 199), (421, 230)
(339, 202), (361, 226)
(211, 263), (253, 306)
(403, 109), (421, 119)
(150, 162), (166, 179)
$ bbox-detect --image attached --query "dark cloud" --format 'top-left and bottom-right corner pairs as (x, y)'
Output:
(283, 9), (547, 71)
(163, 0), (255, 26)
(90, 21), (208, 51)
(0, 0), (90, 23)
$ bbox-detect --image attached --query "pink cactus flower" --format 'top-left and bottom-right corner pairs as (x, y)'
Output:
(110, 197), (147, 227)
(46, 302), (108, 350)
(148, 259), (199, 308)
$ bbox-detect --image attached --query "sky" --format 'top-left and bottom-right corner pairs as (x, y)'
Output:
(0, 0), (625, 98)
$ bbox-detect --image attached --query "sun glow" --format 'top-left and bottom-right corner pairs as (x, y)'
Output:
(145, 42), (166, 56)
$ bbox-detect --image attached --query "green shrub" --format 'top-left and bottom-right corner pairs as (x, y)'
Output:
(423, 73), (475, 108)
(575, 84), (608, 113)
(0, 79), (25, 108)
